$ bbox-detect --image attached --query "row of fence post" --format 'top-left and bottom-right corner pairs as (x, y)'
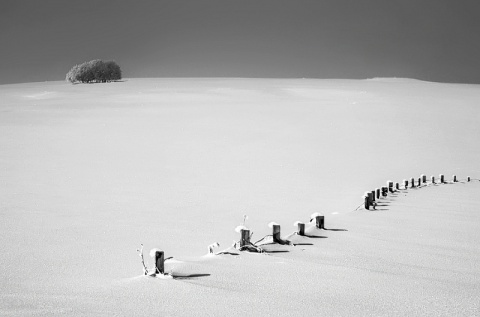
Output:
(240, 215), (325, 247)
(364, 174), (470, 210)
(149, 174), (473, 275)
(148, 214), (327, 275)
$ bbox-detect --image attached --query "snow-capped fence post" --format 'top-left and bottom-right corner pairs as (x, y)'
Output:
(153, 250), (164, 274)
(431, 175), (435, 184)
(269, 222), (290, 245)
(296, 222), (305, 236)
(369, 191), (377, 209)
(440, 174), (445, 183)
(272, 224), (282, 243)
(315, 216), (325, 229)
(381, 187), (388, 197)
(387, 181), (394, 193)
(395, 182), (399, 190)
(467, 176), (471, 182)
(240, 229), (250, 247)
(309, 212), (325, 229)
(364, 195), (370, 210)
(417, 178), (422, 187)
(410, 177), (415, 188)
(421, 174), (427, 183)
(376, 188), (380, 199)
(403, 179), (408, 189)
(453, 175), (457, 182)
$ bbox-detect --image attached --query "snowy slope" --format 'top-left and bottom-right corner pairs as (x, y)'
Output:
(0, 78), (479, 315)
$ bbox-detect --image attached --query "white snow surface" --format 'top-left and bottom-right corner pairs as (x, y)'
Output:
(0, 78), (479, 315)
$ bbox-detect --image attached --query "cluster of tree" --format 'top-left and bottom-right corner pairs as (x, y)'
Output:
(66, 60), (122, 84)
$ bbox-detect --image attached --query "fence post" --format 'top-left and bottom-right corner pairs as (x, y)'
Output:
(272, 224), (281, 243)
(418, 177), (422, 187)
(421, 174), (426, 183)
(440, 174), (445, 183)
(364, 195), (370, 210)
(411, 177), (415, 188)
(153, 250), (164, 274)
(453, 175), (457, 182)
(395, 182), (399, 190)
(387, 181), (394, 192)
(431, 175), (435, 184)
(297, 222), (305, 236)
(315, 216), (325, 229)
(240, 229), (250, 247)
(376, 188), (380, 199)
(403, 179), (408, 189)
(382, 187), (388, 197)
(467, 176), (471, 182)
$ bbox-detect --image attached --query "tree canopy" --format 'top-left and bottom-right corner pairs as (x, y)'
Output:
(66, 60), (121, 84)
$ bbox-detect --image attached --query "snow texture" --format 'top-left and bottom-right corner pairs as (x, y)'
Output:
(1, 78), (479, 316)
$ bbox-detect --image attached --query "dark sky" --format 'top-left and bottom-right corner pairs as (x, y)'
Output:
(1, 0), (480, 84)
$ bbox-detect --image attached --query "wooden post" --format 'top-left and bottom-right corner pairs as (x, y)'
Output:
(440, 174), (444, 183)
(387, 181), (394, 193)
(240, 229), (250, 247)
(154, 251), (164, 274)
(297, 222), (305, 236)
(315, 215), (325, 229)
(367, 192), (374, 204)
(411, 177), (415, 188)
(272, 224), (281, 243)
(453, 175), (457, 182)
(376, 188), (380, 199)
(395, 182), (399, 190)
(421, 174), (427, 183)
(371, 190), (376, 202)
(418, 177), (422, 187)
(467, 176), (471, 182)
(381, 187), (388, 197)
(364, 195), (370, 210)
(403, 179), (408, 189)
(431, 175), (435, 184)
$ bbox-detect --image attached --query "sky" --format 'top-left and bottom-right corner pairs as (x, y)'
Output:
(1, 0), (480, 84)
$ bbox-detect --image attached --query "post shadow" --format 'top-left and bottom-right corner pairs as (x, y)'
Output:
(172, 273), (211, 280)
(322, 228), (348, 232)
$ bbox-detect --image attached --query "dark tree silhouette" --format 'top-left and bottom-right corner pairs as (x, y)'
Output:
(66, 60), (122, 84)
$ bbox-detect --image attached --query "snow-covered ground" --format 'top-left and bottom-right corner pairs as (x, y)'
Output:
(0, 78), (479, 315)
